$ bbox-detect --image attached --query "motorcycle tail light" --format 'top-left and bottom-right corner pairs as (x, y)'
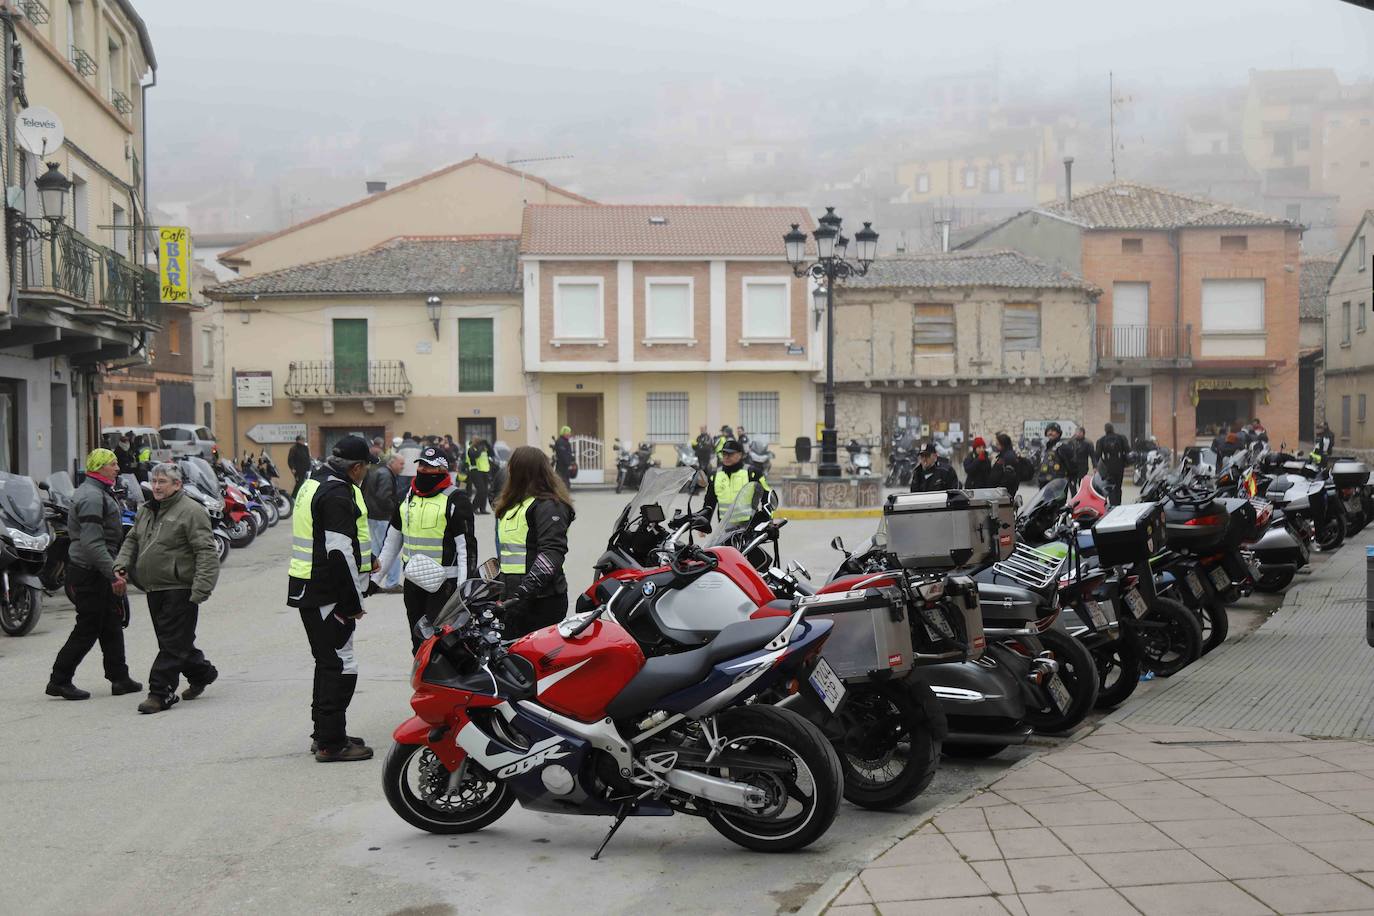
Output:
(1184, 514), (1224, 527)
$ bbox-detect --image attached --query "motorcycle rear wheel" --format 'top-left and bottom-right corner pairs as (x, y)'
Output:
(837, 682), (941, 810)
(1255, 566), (1295, 593)
(1021, 629), (1099, 734)
(0, 583), (42, 636)
(1315, 516), (1345, 552)
(250, 506), (270, 533)
(1199, 601), (1229, 655)
(383, 743), (514, 834)
(213, 533), (231, 564)
(704, 706), (842, 853)
(262, 497), (280, 527)
(1092, 640), (1141, 709)
(1136, 597), (1202, 677)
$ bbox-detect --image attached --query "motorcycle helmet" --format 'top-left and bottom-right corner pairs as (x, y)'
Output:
(1044, 422), (1062, 439)
(1069, 472), (1109, 523)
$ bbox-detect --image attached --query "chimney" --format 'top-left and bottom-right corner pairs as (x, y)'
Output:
(934, 217), (951, 253)
(365, 180), (387, 195)
(1063, 157), (1074, 206)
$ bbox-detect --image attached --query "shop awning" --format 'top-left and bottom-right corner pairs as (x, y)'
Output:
(1190, 377), (1270, 406)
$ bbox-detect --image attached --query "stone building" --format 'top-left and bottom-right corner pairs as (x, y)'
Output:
(830, 250), (1100, 461)
(1299, 256), (1336, 441)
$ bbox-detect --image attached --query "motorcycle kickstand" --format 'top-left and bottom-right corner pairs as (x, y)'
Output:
(591, 801), (633, 861)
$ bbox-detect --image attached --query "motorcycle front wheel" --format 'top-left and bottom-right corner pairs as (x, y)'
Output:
(1255, 566), (1295, 593)
(1092, 639), (1142, 709)
(274, 492), (293, 520)
(0, 583), (43, 636)
(383, 743), (514, 834)
(262, 497), (280, 528)
(227, 515), (257, 548)
(213, 532), (231, 563)
(836, 682), (942, 811)
(704, 706), (842, 853)
(1315, 514), (1345, 552)
(1199, 601), (1229, 655)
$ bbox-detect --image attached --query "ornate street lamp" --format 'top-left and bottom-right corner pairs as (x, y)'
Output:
(36, 162), (71, 222)
(785, 207), (879, 477)
(426, 294), (442, 339)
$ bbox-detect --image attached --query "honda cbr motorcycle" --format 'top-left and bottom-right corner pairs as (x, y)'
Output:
(178, 457), (233, 562)
(221, 458), (276, 530)
(582, 470), (955, 810)
(386, 572), (844, 855)
(0, 472), (51, 636)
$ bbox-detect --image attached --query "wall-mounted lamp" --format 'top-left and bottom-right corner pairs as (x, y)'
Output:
(426, 295), (442, 339)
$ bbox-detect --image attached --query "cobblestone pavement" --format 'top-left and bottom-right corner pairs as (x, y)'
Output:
(828, 721), (1374, 915)
(1114, 529), (1374, 739)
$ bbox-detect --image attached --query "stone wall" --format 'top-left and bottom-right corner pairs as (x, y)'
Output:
(970, 380), (1088, 442)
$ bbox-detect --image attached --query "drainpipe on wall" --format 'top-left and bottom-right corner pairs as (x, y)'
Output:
(1063, 157), (1074, 207)
(1170, 228), (1182, 453)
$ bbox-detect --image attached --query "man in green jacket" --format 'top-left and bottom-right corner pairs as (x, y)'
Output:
(114, 462), (221, 714)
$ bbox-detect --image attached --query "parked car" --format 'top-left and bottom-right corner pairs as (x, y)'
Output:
(159, 423), (219, 460)
(100, 426), (172, 464)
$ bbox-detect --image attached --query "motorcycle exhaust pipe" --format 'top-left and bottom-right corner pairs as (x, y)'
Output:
(663, 768), (769, 810)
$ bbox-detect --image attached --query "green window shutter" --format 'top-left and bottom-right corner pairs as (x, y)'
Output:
(332, 319), (369, 393)
(458, 318), (494, 392)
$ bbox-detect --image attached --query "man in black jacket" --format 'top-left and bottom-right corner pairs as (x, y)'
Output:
(693, 425), (715, 473)
(363, 454), (404, 590)
(288, 435), (312, 501)
(288, 435), (376, 762)
(910, 443), (960, 492)
(1067, 427), (1094, 485)
(552, 426), (575, 487)
(1094, 423), (1131, 507)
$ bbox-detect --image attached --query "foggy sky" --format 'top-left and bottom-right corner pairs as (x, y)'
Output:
(135, 0), (1374, 217)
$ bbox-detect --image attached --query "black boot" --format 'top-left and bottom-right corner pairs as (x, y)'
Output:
(137, 693), (179, 714)
(46, 681), (91, 701)
(182, 667), (219, 701)
(111, 677), (143, 696)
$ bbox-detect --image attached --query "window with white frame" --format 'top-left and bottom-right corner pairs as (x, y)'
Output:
(1201, 279), (1264, 333)
(1003, 303), (1041, 351)
(645, 392), (689, 443)
(916, 174), (930, 193)
(200, 328), (214, 368)
(553, 279), (604, 341)
(645, 278), (693, 341)
(742, 279), (789, 341)
(738, 392), (780, 441)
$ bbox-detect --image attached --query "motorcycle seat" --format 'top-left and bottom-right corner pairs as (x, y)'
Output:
(605, 617), (790, 720)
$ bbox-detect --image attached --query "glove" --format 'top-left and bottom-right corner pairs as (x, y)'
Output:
(364, 579), (381, 598)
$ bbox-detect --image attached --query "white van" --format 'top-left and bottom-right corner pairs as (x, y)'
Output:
(101, 426), (173, 464)
(159, 423), (218, 460)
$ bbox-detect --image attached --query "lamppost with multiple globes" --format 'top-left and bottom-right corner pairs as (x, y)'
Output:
(784, 207), (878, 477)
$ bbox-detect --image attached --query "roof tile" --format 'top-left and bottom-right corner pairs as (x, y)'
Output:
(521, 204), (816, 257)
(844, 250), (1097, 293)
(1039, 181), (1293, 230)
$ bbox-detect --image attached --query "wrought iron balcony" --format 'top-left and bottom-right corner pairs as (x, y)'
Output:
(110, 88), (133, 115)
(17, 225), (161, 327)
(284, 360), (413, 400)
(69, 46), (97, 77)
(19, 0), (50, 24)
(1096, 324), (1193, 367)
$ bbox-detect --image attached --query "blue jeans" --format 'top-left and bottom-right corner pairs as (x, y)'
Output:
(368, 519), (401, 587)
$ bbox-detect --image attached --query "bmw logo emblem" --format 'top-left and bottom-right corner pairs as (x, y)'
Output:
(642, 582), (657, 596)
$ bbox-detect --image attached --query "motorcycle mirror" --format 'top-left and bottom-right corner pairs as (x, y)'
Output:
(788, 559), (811, 581)
(414, 616), (435, 641)
(830, 535), (846, 553)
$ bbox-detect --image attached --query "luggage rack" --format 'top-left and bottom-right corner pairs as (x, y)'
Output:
(990, 542), (1065, 590)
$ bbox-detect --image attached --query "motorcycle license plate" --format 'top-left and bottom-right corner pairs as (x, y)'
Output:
(922, 606), (956, 641)
(1047, 673), (1073, 714)
(808, 658), (846, 714)
(1185, 570), (1205, 599)
(1085, 600), (1109, 629)
(1210, 565), (1232, 590)
(1125, 588), (1148, 616)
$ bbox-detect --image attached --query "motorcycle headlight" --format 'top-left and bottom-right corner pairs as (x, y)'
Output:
(7, 529), (50, 551)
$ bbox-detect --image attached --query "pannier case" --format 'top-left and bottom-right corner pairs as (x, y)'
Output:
(1163, 497), (1229, 551)
(1093, 502), (1166, 566)
(1333, 460), (1371, 490)
(795, 586), (915, 680)
(1220, 497), (1259, 548)
(884, 491), (998, 570)
(967, 487), (1018, 559)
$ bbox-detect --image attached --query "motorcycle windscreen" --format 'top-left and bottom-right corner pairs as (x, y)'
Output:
(181, 457), (220, 496)
(703, 480), (778, 548)
(118, 473), (145, 505)
(0, 472), (45, 533)
(616, 467), (700, 530)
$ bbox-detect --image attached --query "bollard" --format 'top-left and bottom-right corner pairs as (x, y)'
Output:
(1368, 546), (1374, 648)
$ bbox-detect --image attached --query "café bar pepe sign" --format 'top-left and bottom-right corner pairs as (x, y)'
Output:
(158, 226), (192, 304)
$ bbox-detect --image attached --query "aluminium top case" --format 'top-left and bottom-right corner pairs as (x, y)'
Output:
(883, 490), (1001, 570)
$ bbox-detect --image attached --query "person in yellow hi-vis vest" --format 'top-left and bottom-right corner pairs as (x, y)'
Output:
(494, 446), (575, 638)
(287, 434), (377, 763)
(374, 446), (477, 654)
(467, 438), (494, 515)
(700, 438), (772, 528)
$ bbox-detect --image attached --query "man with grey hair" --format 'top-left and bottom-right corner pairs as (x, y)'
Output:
(114, 461), (221, 714)
(363, 452), (405, 590)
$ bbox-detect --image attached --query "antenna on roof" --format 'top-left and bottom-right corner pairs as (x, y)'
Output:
(506, 155), (575, 205)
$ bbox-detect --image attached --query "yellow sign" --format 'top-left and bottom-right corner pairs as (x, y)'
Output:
(158, 227), (191, 304)
(1190, 377), (1270, 406)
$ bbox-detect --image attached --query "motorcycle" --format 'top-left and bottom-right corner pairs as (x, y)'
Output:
(1327, 456), (1371, 536)
(1130, 440), (1172, 488)
(222, 458), (276, 530)
(386, 569), (844, 855)
(1259, 450), (1344, 553)
(614, 440), (658, 494)
(845, 440), (873, 477)
(242, 451), (292, 521)
(0, 472), (51, 636)
(582, 469), (958, 810)
(37, 471), (74, 595)
(884, 446), (915, 489)
(674, 443), (701, 472)
(178, 457), (233, 563)
(745, 438), (774, 476)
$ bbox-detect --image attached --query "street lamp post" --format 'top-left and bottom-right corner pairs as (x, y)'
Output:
(785, 208), (878, 478)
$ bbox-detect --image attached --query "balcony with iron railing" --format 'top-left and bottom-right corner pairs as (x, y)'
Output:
(284, 360), (414, 400)
(1096, 324), (1193, 368)
(110, 88), (133, 115)
(17, 225), (162, 329)
(69, 46), (97, 77)
(19, 0), (50, 24)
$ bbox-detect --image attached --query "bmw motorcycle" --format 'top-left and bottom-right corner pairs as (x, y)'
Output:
(386, 571), (843, 855)
(0, 472), (51, 636)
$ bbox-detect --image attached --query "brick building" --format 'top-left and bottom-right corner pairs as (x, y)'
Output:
(960, 182), (1303, 450)
(1324, 211), (1373, 451)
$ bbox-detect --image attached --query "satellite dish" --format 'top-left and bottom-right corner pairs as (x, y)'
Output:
(16, 106), (64, 157)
